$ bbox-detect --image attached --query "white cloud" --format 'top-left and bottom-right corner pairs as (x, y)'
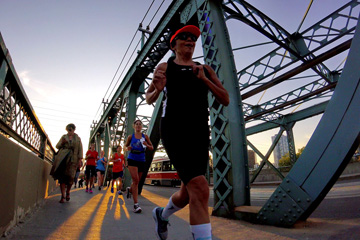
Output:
(19, 71), (31, 85)
(18, 70), (70, 99)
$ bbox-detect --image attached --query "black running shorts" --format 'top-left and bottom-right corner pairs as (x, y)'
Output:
(160, 117), (210, 185)
(85, 165), (97, 178)
(112, 171), (124, 179)
(127, 159), (145, 173)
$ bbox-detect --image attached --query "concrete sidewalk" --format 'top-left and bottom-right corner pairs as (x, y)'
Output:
(3, 185), (360, 240)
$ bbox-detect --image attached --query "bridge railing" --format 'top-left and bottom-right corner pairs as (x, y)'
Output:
(0, 32), (55, 162)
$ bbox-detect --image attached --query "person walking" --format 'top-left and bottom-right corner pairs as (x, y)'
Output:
(124, 120), (154, 213)
(85, 143), (98, 194)
(50, 123), (83, 203)
(96, 150), (107, 191)
(146, 25), (229, 240)
(110, 146), (125, 195)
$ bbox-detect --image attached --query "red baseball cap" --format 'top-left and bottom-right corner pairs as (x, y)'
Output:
(170, 25), (201, 44)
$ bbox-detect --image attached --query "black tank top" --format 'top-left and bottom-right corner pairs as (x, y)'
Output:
(162, 57), (209, 126)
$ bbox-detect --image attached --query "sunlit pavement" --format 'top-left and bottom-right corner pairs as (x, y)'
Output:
(4, 183), (360, 240)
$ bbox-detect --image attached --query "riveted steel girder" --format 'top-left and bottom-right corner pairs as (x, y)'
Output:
(257, 16), (360, 227)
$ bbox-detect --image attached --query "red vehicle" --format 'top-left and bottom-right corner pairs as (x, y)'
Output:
(145, 157), (181, 187)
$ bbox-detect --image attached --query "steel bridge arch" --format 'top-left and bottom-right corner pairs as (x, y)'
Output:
(89, 0), (360, 227)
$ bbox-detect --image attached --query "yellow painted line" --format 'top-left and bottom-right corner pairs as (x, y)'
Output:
(46, 194), (102, 240)
(85, 194), (108, 240)
(120, 195), (131, 219)
(106, 187), (130, 220)
(46, 187), (132, 240)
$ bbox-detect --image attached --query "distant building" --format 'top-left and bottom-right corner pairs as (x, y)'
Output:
(271, 134), (289, 167)
(248, 150), (256, 169)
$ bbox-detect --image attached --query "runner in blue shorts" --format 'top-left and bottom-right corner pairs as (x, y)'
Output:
(96, 150), (107, 191)
(124, 120), (154, 213)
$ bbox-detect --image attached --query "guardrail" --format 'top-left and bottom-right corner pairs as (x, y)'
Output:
(0, 32), (55, 161)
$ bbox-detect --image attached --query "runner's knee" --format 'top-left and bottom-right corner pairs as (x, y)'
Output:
(187, 177), (209, 204)
(132, 176), (140, 185)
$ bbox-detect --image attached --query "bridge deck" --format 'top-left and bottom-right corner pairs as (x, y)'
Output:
(5, 185), (359, 240)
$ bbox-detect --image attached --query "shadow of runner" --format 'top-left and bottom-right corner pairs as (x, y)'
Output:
(5, 186), (219, 239)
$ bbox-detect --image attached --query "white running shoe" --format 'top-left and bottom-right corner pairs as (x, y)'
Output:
(134, 204), (142, 213)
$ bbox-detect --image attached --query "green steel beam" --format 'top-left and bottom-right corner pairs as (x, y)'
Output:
(199, 0), (250, 218)
(226, 0), (359, 91)
(243, 76), (336, 122)
(122, 86), (137, 190)
(257, 16), (360, 227)
(222, 0), (333, 85)
(95, 133), (101, 154)
(249, 128), (285, 183)
(284, 123), (296, 165)
(138, 93), (164, 194)
(104, 122), (111, 159)
(245, 101), (329, 136)
(241, 40), (350, 100)
(0, 60), (8, 91)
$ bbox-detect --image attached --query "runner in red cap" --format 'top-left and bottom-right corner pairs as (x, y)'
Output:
(169, 25), (201, 44)
(147, 25), (229, 240)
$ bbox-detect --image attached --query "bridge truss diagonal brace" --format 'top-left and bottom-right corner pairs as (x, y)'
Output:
(197, 0), (250, 217)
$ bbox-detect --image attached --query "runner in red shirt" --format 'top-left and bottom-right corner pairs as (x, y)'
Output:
(85, 143), (99, 193)
(110, 145), (125, 195)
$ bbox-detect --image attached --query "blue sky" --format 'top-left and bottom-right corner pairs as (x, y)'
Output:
(0, 0), (173, 149)
(0, 0), (349, 161)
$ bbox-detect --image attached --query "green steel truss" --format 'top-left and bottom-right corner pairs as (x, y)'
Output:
(224, 0), (357, 93)
(88, 0), (360, 227)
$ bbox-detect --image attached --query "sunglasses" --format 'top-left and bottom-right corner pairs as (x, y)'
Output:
(175, 32), (197, 42)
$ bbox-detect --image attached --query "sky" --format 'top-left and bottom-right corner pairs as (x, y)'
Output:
(0, 0), (173, 150)
(0, 0), (350, 161)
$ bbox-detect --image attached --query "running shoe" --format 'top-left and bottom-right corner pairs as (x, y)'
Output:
(98, 186), (101, 191)
(126, 187), (131, 199)
(111, 187), (114, 193)
(85, 187), (88, 193)
(134, 204), (142, 213)
(89, 189), (93, 194)
(118, 191), (123, 195)
(152, 207), (169, 240)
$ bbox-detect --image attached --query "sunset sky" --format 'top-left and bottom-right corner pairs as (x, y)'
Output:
(0, 0), (349, 161)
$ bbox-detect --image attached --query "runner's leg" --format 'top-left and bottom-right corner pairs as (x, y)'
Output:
(128, 166), (140, 203)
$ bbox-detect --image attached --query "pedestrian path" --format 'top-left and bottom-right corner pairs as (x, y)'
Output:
(4, 185), (360, 240)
